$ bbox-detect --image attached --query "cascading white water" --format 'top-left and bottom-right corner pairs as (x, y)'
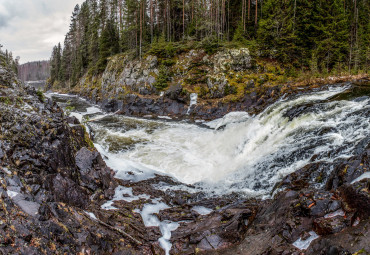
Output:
(48, 85), (370, 196)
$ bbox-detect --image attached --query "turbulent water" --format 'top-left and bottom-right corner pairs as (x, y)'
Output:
(47, 84), (370, 197)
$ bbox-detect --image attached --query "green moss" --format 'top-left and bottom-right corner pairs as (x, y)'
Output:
(0, 97), (11, 105)
(315, 172), (324, 183)
(36, 90), (45, 102)
(81, 125), (94, 148)
(65, 106), (75, 116)
(353, 249), (366, 255)
(224, 84), (237, 96)
(161, 59), (176, 67)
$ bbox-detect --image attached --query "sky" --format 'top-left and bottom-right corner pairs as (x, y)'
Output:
(0, 0), (84, 64)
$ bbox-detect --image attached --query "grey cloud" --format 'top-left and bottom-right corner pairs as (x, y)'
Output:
(0, 16), (8, 28)
(0, 0), (84, 63)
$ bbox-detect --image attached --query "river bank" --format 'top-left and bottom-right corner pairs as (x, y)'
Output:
(54, 73), (369, 122)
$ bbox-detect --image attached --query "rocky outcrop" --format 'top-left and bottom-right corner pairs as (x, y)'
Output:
(94, 84), (282, 121)
(0, 60), (148, 254)
(73, 48), (274, 120)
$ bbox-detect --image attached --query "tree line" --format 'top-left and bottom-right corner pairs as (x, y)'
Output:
(18, 61), (51, 82)
(50, 0), (369, 87)
(0, 44), (19, 74)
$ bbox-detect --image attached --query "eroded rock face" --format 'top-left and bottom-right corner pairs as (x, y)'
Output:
(213, 48), (252, 72)
(0, 65), (145, 254)
(77, 48), (255, 108)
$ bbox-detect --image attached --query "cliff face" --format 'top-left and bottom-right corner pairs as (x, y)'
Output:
(71, 48), (292, 119)
(77, 48), (252, 98)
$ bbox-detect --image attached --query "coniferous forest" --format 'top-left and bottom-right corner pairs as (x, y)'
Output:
(49, 0), (369, 87)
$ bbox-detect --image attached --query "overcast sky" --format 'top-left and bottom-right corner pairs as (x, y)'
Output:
(0, 0), (84, 64)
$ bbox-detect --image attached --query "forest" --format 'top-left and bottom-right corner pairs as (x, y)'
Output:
(18, 61), (51, 82)
(49, 0), (369, 87)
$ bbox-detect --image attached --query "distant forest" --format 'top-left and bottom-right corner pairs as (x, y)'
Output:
(18, 61), (51, 82)
(50, 0), (369, 87)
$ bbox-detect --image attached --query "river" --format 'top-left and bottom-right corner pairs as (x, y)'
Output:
(46, 84), (370, 198)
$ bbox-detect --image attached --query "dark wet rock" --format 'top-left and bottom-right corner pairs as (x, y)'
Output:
(10, 193), (40, 216)
(306, 220), (370, 255)
(48, 174), (89, 208)
(314, 216), (350, 235)
(339, 180), (370, 219)
(283, 103), (316, 121)
(0, 63), (142, 254)
(165, 84), (184, 101)
(310, 199), (331, 217)
(66, 116), (80, 124)
(75, 147), (117, 194)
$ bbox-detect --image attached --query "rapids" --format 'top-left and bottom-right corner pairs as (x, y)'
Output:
(47, 84), (370, 197)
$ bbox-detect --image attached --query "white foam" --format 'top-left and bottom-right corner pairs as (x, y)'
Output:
(205, 111), (250, 129)
(95, 143), (157, 182)
(292, 231), (319, 250)
(113, 186), (150, 202)
(140, 202), (170, 227)
(187, 93), (198, 114)
(192, 206), (213, 215)
(159, 221), (180, 255)
(351, 172), (370, 184)
(101, 200), (117, 210)
(101, 185), (150, 210)
(58, 86), (370, 197)
(158, 116), (172, 120)
(137, 201), (178, 255)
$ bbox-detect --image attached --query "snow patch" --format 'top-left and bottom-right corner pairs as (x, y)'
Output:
(192, 206), (213, 215)
(351, 172), (370, 184)
(85, 211), (98, 221)
(7, 190), (19, 199)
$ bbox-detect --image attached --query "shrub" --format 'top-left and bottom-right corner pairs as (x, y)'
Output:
(154, 66), (172, 90)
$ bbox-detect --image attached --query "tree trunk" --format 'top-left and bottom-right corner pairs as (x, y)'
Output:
(242, 0), (245, 32)
(139, 0), (142, 59)
(183, 0), (185, 39)
(150, 0), (153, 43)
(255, 0), (258, 25)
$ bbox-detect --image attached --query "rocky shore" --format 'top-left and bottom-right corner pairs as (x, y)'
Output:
(2, 55), (370, 255)
(56, 47), (368, 121)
